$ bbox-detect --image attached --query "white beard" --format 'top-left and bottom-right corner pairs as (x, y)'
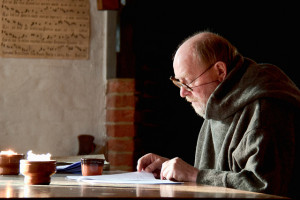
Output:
(186, 97), (207, 118)
(193, 102), (206, 118)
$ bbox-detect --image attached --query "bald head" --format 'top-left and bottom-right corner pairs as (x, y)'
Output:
(174, 31), (238, 69)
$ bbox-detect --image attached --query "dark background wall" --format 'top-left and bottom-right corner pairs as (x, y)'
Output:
(117, 0), (297, 165)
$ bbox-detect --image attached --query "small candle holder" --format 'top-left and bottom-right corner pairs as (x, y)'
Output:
(81, 158), (104, 176)
(20, 160), (56, 185)
(0, 154), (25, 175)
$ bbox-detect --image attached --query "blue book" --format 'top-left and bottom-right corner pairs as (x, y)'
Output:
(56, 161), (81, 174)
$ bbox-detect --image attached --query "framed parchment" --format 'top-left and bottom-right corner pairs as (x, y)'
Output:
(0, 0), (90, 59)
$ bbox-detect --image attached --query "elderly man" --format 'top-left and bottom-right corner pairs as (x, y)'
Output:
(137, 31), (299, 197)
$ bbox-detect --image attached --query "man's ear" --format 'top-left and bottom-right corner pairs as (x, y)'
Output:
(215, 61), (227, 82)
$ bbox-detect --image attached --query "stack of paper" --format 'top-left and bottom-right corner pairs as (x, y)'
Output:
(66, 171), (182, 184)
(53, 154), (109, 174)
(53, 154), (105, 163)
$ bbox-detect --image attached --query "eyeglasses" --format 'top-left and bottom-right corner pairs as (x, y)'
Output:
(170, 63), (216, 92)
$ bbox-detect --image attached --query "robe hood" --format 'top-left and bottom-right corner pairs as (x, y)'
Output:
(205, 54), (300, 120)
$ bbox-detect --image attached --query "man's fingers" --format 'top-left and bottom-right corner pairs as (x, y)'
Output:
(136, 153), (170, 179)
(136, 153), (155, 171)
(143, 159), (163, 173)
(160, 160), (171, 180)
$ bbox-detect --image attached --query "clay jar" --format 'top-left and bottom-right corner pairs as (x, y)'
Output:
(0, 154), (25, 175)
(77, 135), (95, 155)
(20, 160), (56, 185)
(81, 158), (104, 176)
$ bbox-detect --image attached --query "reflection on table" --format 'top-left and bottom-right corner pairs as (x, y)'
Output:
(0, 173), (288, 199)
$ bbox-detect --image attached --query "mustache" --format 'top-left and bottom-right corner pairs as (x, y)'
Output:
(185, 97), (197, 102)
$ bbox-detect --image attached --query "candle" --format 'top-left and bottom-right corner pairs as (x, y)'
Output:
(20, 150), (56, 185)
(26, 150), (51, 161)
(0, 150), (18, 155)
(0, 150), (24, 175)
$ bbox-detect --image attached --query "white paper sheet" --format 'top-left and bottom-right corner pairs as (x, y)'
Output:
(66, 171), (182, 185)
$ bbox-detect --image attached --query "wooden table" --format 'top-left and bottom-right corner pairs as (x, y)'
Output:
(0, 173), (288, 199)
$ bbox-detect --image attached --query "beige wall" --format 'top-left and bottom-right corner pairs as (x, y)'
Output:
(0, 0), (114, 156)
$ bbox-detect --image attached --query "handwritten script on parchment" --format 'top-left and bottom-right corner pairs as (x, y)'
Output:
(0, 0), (90, 59)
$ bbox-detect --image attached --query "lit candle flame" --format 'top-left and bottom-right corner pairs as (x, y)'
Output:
(0, 150), (17, 155)
(27, 150), (51, 161)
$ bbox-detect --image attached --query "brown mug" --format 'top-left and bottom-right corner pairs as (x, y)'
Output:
(81, 158), (104, 176)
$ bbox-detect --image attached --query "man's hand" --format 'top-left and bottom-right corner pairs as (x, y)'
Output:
(136, 153), (169, 178)
(137, 153), (199, 182)
(160, 157), (199, 182)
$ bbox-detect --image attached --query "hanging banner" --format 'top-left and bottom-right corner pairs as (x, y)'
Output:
(0, 0), (90, 59)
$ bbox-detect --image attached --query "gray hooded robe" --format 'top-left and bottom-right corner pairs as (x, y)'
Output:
(194, 55), (299, 198)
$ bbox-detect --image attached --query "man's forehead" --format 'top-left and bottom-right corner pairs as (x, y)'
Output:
(173, 50), (203, 76)
(173, 61), (202, 82)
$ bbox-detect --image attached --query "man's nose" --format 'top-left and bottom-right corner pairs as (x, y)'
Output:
(180, 86), (191, 98)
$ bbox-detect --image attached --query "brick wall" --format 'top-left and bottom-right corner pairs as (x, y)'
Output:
(106, 79), (136, 171)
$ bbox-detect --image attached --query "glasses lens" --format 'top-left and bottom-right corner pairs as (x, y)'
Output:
(173, 80), (192, 91)
(173, 80), (183, 88)
(170, 76), (193, 91)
